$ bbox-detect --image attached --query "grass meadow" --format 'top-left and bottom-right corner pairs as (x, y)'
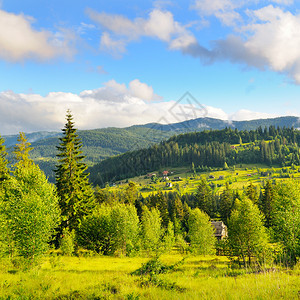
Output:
(0, 254), (299, 299)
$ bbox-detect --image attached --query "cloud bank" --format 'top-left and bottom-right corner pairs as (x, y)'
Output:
(0, 80), (279, 135)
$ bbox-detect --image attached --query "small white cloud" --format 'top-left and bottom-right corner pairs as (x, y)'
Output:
(100, 32), (126, 56)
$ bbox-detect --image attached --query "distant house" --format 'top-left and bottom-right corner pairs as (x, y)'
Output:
(209, 175), (215, 179)
(162, 171), (169, 176)
(261, 171), (269, 177)
(173, 176), (182, 181)
(166, 182), (172, 188)
(211, 221), (228, 240)
(230, 145), (236, 149)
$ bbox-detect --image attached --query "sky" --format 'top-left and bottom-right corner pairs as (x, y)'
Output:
(1, 0), (300, 134)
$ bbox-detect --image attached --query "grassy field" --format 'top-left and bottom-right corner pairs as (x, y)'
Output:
(113, 164), (300, 198)
(0, 254), (299, 299)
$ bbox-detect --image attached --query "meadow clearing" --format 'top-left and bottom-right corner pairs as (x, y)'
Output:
(0, 254), (299, 299)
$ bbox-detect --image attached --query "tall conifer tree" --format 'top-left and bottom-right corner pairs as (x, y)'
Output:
(55, 110), (95, 232)
(0, 135), (9, 182)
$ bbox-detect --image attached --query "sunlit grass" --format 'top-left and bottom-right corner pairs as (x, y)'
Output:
(0, 254), (299, 299)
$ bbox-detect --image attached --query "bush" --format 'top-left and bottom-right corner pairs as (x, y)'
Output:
(77, 204), (139, 256)
(0, 164), (60, 265)
(60, 228), (75, 256)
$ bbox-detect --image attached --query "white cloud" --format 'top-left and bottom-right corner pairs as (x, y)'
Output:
(129, 79), (162, 101)
(182, 3), (300, 84)
(0, 9), (75, 62)
(243, 6), (300, 72)
(0, 81), (288, 135)
(191, 0), (293, 26)
(100, 32), (126, 56)
(229, 109), (277, 121)
(191, 0), (246, 26)
(87, 8), (197, 55)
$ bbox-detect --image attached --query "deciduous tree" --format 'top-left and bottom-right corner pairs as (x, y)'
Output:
(227, 198), (269, 266)
(187, 208), (216, 255)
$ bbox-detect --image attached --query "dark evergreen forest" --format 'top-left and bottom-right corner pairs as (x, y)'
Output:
(90, 126), (300, 185)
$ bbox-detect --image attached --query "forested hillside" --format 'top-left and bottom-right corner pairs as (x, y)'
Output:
(90, 126), (300, 185)
(5, 127), (173, 182)
(4, 116), (300, 182)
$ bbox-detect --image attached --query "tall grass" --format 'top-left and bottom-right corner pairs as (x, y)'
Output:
(0, 254), (299, 299)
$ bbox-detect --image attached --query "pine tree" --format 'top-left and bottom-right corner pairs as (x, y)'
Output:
(245, 182), (258, 204)
(194, 177), (212, 216)
(220, 182), (234, 224)
(259, 180), (274, 227)
(0, 135), (9, 182)
(55, 110), (95, 232)
(13, 132), (33, 168)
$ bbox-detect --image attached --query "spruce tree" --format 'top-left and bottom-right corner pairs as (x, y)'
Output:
(13, 132), (33, 168)
(259, 180), (274, 227)
(0, 135), (9, 182)
(195, 177), (212, 216)
(55, 110), (95, 232)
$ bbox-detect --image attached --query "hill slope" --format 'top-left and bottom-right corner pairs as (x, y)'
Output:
(3, 116), (300, 182)
(89, 126), (300, 185)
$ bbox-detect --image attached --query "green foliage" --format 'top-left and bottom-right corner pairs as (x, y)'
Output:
(132, 256), (185, 276)
(259, 180), (274, 227)
(140, 206), (163, 253)
(271, 181), (300, 266)
(77, 204), (139, 256)
(0, 135), (9, 183)
(0, 162), (60, 263)
(60, 228), (75, 256)
(55, 111), (95, 232)
(90, 126), (300, 185)
(187, 208), (216, 255)
(219, 182), (235, 224)
(162, 221), (175, 253)
(13, 132), (33, 168)
(227, 198), (270, 267)
(194, 177), (213, 217)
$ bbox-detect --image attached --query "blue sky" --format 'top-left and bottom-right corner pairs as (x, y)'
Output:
(1, 0), (300, 134)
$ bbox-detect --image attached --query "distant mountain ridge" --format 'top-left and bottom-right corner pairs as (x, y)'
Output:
(2, 116), (300, 182)
(4, 116), (300, 148)
(135, 116), (300, 132)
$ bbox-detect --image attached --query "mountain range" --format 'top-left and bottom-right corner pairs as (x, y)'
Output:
(3, 116), (300, 182)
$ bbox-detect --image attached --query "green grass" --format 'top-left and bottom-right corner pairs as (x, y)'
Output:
(0, 255), (299, 299)
(114, 164), (300, 197)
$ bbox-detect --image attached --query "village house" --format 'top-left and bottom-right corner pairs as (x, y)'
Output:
(211, 221), (228, 240)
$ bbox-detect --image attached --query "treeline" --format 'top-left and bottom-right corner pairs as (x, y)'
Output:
(90, 126), (300, 185)
(94, 177), (300, 266)
(1, 113), (300, 269)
